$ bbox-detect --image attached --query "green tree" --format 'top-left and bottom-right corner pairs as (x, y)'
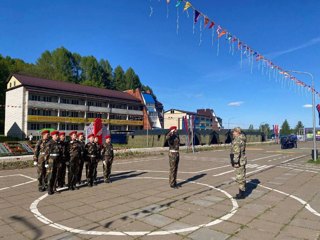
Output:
(280, 119), (291, 135)
(248, 124), (254, 131)
(259, 123), (271, 138)
(124, 67), (142, 90)
(79, 56), (104, 87)
(294, 121), (304, 134)
(99, 59), (113, 89)
(113, 66), (126, 91)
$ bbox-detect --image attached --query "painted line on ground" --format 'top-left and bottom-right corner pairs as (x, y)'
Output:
(30, 176), (238, 236)
(251, 154), (282, 162)
(277, 165), (319, 173)
(0, 174), (37, 191)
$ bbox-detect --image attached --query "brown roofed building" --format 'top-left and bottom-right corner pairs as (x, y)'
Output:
(5, 74), (144, 139)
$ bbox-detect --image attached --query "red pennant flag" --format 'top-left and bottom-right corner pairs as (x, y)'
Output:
(208, 21), (215, 29)
(204, 17), (210, 27)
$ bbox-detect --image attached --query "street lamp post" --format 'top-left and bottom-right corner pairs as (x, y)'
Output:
(286, 70), (316, 161)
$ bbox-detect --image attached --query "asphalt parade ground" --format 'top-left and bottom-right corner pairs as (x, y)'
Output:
(1, 142), (320, 240)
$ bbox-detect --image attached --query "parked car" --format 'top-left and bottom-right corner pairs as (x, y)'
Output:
(280, 135), (297, 149)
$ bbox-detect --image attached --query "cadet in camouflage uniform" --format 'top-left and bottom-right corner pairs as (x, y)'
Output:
(93, 136), (101, 184)
(85, 134), (98, 187)
(57, 132), (67, 188)
(230, 127), (247, 199)
(77, 132), (86, 184)
(33, 130), (50, 192)
(67, 131), (81, 190)
(101, 135), (114, 183)
(166, 126), (180, 188)
(44, 130), (62, 195)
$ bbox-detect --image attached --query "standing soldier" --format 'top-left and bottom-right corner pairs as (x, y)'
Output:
(77, 132), (86, 185)
(101, 135), (114, 183)
(33, 130), (50, 192)
(57, 132), (67, 188)
(93, 136), (101, 184)
(45, 130), (62, 195)
(68, 131), (81, 190)
(85, 134), (98, 187)
(230, 127), (247, 199)
(166, 126), (180, 188)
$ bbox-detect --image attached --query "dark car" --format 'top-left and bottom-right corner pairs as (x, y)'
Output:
(280, 135), (297, 149)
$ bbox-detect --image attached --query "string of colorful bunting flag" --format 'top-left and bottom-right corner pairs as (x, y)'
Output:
(160, 0), (318, 98)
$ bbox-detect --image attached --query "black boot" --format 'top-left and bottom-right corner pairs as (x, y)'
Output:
(235, 189), (246, 199)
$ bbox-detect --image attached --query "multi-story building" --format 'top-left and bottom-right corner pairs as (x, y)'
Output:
(125, 88), (164, 129)
(5, 74), (144, 139)
(164, 108), (222, 130)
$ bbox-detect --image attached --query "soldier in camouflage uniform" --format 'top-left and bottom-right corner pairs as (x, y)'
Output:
(44, 130), (62, 195)
(77, 132), (86, 184)
(101, 135), (114, 183)
(33, 130), (50, 192)
(93, 136), (101, 184)
(67, 131), (81, 190)
(57, 132), (67, 188)
(166, 126), (180, 188)
(85, 134), (98, 187)
(230, 127), (247, 199)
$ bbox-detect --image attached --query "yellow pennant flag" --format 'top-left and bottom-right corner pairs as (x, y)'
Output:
(184, 1), (192, 11)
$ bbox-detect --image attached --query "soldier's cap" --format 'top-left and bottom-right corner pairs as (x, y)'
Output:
(105, 135), (111, 139)
(77, 132), (84, 137)
(87, 133), (94, 139)
(50, 130), (59, 136)
(169, 126), (177, 131)
(69, 131), (77, 136)
(41, 130), (50, 135)
(232, 127), (241, 133)
(59, 132), (65, 136)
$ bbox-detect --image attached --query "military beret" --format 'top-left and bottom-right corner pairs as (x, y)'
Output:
(41, 130), (50, 135)
(59, 132), (65, 136)
(77, 132), (84, 137)
(105, 135), (111, 139)
(169, 126), (177, 131)
(69, 131), (77, 136)
(50, 130), (59, 136)
(87, 133), (94, 139)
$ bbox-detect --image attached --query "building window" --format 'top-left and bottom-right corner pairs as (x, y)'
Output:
(71, 112), (79, 117)
(96, 102), (102, 107)
(70, 124), (78, 130)
(110, 114), (126, 120)
(128, 115), (143, 121)
(30, 95), (41, 101)
(71, 99), (79, 105)
(30, 109), (41, 115)
(170, 110), (174, 114)
(43, 124), (51, 128)
(61, 98), (70, 104)
(88, 101), (94, 106)
(43, 110), (51, 116)
(30, 123), (40, 130)
(43, 96), (52, 102)
(61, 111), (69, 117)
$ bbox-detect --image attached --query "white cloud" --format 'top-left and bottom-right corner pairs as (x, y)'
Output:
(228, 101), (244, 107)
(303, 104), (312, 108)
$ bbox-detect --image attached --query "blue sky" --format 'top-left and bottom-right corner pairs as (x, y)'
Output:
(1, 0), (320, 129)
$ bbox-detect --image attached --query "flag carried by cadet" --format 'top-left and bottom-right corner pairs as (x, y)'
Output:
(317, 104), (320, 125)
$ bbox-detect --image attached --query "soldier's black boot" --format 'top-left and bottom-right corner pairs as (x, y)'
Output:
(235, 189), (246, 199)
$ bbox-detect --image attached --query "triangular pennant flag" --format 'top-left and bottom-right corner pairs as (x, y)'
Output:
(204, 17), (210, 27)
(208, 21), (215, 29)
(183, 1), (192, 11)
(218, 30), (226, 38)
(194, 10), (201, 23)
(175, 0), (182, 7)
(166, 0), (170, 3)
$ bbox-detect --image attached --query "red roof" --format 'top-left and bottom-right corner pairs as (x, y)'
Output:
(11, 74), (140, 102)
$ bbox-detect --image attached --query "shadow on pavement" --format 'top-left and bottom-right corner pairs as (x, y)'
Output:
(245, 178), (261, 197)
(177, 173), (207, 187)
(10, 215), (42, 240)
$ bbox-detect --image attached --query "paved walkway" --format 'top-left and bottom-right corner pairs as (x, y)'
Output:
(0, 142), (319, 239)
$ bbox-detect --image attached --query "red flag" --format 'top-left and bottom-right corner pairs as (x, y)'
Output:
(208, 21), (215, 29)
(204, 17), (210, 27)
(93, 118), (103, 145)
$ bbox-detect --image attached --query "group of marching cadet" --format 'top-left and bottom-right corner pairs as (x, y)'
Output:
(33, 130), (114, 195)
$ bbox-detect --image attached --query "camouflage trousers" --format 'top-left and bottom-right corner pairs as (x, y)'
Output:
(169, 152), (179, 186)
(103, 158), (113, 181)
(77, 158), (84, 183)
(46, 158), (59, 193)
(68, 160), (79, 188)
(57, 162), (66, 187)
(37, 157), (47, 190)
(86, 158), (97, 186)
(235, 165), (246, 191)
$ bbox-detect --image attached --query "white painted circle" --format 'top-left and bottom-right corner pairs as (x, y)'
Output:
(30, 176), (239, 236)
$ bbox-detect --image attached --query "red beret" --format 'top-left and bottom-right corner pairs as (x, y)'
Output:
(50, 130), (59, 136)
(69, 131), (77, 136)
(105, 135), (111, 139)
(77, 132), (84, 137)
(87, 134), (94, 139)
(169, 126), (177, 131)
(59, 132), (65, 136)
(41, 130), (50, 135)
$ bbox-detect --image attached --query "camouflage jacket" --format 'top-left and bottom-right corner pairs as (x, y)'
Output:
(79, 140), (86, 160)
(166, 132), (180, 151)
(58, 140), (69, 163)
(230, 134), (247, 166)
(68, 140), (81, 161)
(33, 139), (49, 162)
(95, 143), (102, 160)
(101, 143), (114, 161)
(45, 139), (62, 162)
(85, 142), (98, 161)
